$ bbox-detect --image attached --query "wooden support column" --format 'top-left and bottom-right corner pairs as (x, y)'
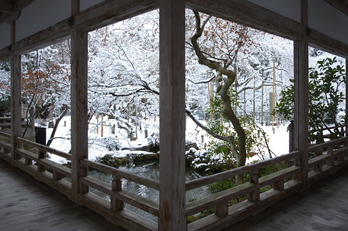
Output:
(10, 20), (22, 161)
(158, 0), (186, 230)
(71, 0), (89, 202)
(293, 0), (309, 186)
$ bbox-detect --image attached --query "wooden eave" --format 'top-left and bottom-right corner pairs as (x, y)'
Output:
(186, 0), (348, 58)
(0, 0), (34, 25)
(324, 0), (348, 16)
(1, 0), (348, 61)
(0, 0), (158, 60)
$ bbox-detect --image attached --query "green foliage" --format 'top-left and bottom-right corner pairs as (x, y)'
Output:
(0, 95), (10, 112)
(274, 57), (346, 142)
(0, 61), (10, 72)
(208, 178), (236, 193)
(206, 93), (268, 167)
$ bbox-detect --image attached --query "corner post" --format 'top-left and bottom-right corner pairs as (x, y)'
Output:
(159, 0), (186, 229)
(70, 0), (89, 202)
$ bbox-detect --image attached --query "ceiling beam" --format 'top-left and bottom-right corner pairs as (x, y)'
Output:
(0, 1), (13, 13)
(186, 0), (348, 57)
(186, 0), (304, 40)
(324, 0), (348, 16)
(11, 0), (158, 55)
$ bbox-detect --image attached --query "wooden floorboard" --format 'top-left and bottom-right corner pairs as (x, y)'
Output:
(225, 167), (348, 231)
(1, 156), (348, 231)
(0, 158), (127, 231)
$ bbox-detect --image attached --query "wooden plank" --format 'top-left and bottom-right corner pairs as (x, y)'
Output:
(0, 158), (124, 231)
(158, 0), (186, 229)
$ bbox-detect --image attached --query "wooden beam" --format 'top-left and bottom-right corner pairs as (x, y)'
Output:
(324, 0), (348, 16)
(0, 0), (13, 13)
(0, 0), (35, 25)
(308, 29), (348, 58)
(186, 0), (304, 41)
(159, 0), (186, 229)
(11, 0), (157, 55)
(75, 0), (158, 33)
(0, 47), (10, 62)
(186, 0), (348, 57)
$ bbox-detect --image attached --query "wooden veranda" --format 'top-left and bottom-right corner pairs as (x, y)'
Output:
(1, 0), (348, 230)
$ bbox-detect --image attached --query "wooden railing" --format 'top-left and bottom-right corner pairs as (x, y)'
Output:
(186, 151), (302, 230)
(0, 130), (347, 231)
(0, 131), (158, 230)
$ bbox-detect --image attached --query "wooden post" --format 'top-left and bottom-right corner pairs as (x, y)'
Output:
(293, 0), (309, 186)
(158, 0), (186, 230)
(248, 170), (260, 202)
(71, 0), (89, 202)
(111, 174), (124, 211)
(10, 20), (22, 161)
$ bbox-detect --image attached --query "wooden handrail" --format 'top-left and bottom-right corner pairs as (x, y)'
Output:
(0, 131), (11, 138)
(80, 158), (160, 190)
(17, 137), (71, 160)
(186, 151), (300, 191)
(308, 136), (348, 152)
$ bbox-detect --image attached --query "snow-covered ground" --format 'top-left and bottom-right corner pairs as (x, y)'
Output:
(46, 116), (290, 165)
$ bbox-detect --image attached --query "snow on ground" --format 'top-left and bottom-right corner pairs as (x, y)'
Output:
(46, 116), (291, 165)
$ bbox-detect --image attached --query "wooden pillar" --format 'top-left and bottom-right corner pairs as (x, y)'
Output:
(10, 20), (21, 161)
(293, 0), (309, 186)
(70, 0), (89, 202)
(158, 0), (186, 230)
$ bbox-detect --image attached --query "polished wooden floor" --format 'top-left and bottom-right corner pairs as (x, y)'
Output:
(226, 167), (348, 231)
(0, 158), (126, 231)
(1, 157), (348, 231)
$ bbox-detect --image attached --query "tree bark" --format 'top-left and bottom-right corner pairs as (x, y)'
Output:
(191, 10), (247, 184)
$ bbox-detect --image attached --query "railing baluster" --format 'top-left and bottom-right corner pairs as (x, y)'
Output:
(273, 179), (284, 191)
(248, 170), (260, 202)
(326, 146), (334, 167)
(53, 171), (63, 181)
(37, 148), (46, 172)
(111, 174), (124, 211)
(215, 203), (228, 217)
